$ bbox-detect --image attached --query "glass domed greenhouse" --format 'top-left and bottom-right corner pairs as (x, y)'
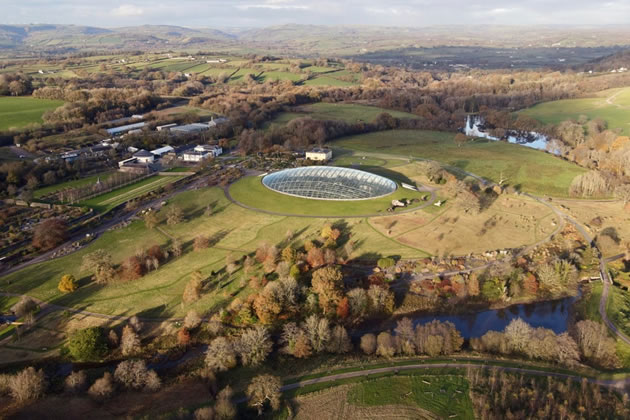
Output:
(262, 166), (397, 200)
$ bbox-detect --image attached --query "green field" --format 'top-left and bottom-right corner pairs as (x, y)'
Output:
(266, 102), (419, 128)
(520, 87), (630, 135)
(333, 129), (586, 197)
(347, 374), (474, 419)
(0, 187), (429, 318)
(33, 171), (116, 199)
(229, 175), (429, 217)
(80, 175), (184, 211)
(0, 96), (64, 131)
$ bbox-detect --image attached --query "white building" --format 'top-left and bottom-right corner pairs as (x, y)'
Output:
(194, 144), (222, 157)
(133, 150), (154, 164)
(182, 151), (210, 162)
(156, 123), (177, 131)
(305, 148), (332, 162)
(170, 123), (211, 135)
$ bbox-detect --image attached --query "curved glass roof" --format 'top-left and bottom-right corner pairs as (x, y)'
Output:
(262, 166), (397, 200)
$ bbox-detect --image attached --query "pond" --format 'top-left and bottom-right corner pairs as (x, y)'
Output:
(409, 294), (578, 338)
(465, 115), (561, 153)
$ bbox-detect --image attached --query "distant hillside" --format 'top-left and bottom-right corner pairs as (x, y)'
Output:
(0, 24), (237, 52)
(579, 49), (630, 72)
(1, 23), (629, 64)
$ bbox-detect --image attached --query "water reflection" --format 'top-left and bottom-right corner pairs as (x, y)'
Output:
(410, 295), (577, 338)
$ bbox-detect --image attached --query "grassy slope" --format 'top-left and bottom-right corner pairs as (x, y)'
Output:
(0, 187), (428, 317)
(80, 175), (184, 211)
(229, 175), (428, 217)
(267, 103), (419, 128)
(520, 87), (630, 135)
(0, 97), (63, 131)
(346, 373), (474, 419)
(333, 129), (586, 197)
(33, 171), (116, 199)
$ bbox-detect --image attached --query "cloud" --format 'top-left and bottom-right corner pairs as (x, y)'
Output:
(111, 4), (144, 17)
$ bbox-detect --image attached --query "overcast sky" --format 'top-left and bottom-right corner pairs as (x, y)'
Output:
(2, 0), (630, 28)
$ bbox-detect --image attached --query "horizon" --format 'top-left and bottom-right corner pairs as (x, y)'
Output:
(2, 0), (630, 28)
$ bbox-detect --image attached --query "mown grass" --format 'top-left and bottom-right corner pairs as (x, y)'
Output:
(0, 186), (433, 317)
(33, 171), (116, 199)
(80, 175), (184, 211)
(520, 87), (630, 135)
(333, 129), (586, 197)
(266, 102), (419, 128)
(0, 96), (63, 131)
(229, 175), (429, 217)
(346, 373), (474, 419)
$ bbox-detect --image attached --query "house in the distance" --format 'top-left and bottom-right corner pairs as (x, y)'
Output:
(151, 146), (175, 158)
(305, 148), (332, 162)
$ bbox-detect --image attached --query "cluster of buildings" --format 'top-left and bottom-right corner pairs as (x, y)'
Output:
(118, 144), (223, 173)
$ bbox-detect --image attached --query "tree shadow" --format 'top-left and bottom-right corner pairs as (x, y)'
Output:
(355, 166), (416, 186)
(136, 304), (175, 320)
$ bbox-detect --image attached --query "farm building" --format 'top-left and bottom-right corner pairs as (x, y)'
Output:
(106, 122), (146, 137)
(133, 150), (154, 163)
(170, 123), (211, 134)
(151, 146), (175, 157)
(305, 148), (332, 162)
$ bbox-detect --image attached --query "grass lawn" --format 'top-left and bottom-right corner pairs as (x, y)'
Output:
(33, 171), (116, 199)
(229, 175), (429, 217)
(606, 284), (630, 338)
(333, 129), (586, 197)
(346, 373), (474, 419)
(80, 175), (184, 212)
(519, 87), (630, 135)
(266, 103), (419, 128)
(0, 96), (63, 131)
(0, 187), (432, 318)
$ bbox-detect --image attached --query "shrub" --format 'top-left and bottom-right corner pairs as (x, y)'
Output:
(377, 257), (395, 270)
(360, 333), (377, 355)
(65, 371), (88, 394)
(58, 274), (78, 293)
(88, 372), (114, 400)
(9, 367), (46, 403)
(67, 327), (107, 361)
(184, 309), (202, 329)
(194, 406), (215, 420)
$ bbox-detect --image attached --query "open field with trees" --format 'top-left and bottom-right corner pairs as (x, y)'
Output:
(33, 171), (116, 199)
(0, 97), (63, 131)
(520, 87), (630, 135)
(80, 175), (185, 212)
(265, 103), (419, 129)
(333, 130), (586, 197)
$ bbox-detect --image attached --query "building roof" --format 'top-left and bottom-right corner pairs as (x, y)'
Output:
(171, 123), (210, 133)
(133, 149), (153, 158)
(151, 146), (175, 155)
(262, 166), (396, 201)
(106, 122), (146, 135)
(309, 148), (331, 154)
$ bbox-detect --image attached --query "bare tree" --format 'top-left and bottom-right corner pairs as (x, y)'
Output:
(9, 367), (46, 403)
(88, 372), (114, 400)
(205, 337), (237, 372)
(246, 374), (282, 416)
(327, 325), (352, 354)
(120, 325), (140, 356)
(237, 326), (272, 366)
